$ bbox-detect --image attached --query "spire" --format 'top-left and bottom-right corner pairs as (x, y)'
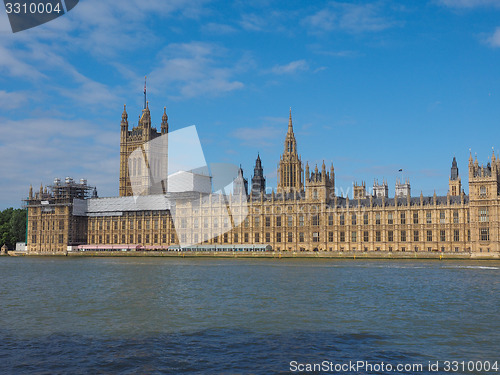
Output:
(283, 108), (297, 151)
(121, 104), (128, 129)
(29, 185), (33, 199)
(492, 147), (496, 163)
(278, 108), (303, 194)
(233, 165), (248, 195)
(39, 183), (43, 196)
(161, 106), (168, 134)
(255, 153), (262, 171)
(251, 152), (266, 196)
(451, 156), (459, 181)
(330, 163), (335, 188)
(144, 76), (147, 110)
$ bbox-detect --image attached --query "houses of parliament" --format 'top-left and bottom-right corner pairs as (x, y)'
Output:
(24, 99), (500, 255)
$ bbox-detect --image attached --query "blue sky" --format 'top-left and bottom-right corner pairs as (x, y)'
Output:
(0, 0), (499, 209)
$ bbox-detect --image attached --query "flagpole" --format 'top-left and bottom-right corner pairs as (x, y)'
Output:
(144, 76), (147, 109)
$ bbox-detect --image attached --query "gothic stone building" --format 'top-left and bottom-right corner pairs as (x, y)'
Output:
(24, 104), (500, 254)
(119, 102), (168, 197)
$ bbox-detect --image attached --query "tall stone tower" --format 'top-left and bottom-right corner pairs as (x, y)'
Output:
(233, 166), (248, 196)
(305, 161), (335, 201)
(395, 178), (411, 198)
(468, 150), (500, 252)
(119, 81), (169, 196)
(373, 179), (388, 198)
(353, 181), (367, 199)
(251, 154), (266, 196)
(449, 156), (461, 196)
(277, 109), (303, 194)
(468, 151), (500, 200)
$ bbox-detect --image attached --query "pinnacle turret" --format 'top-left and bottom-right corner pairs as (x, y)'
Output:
(450, 156), (459, 180)
(121, 104), (128, 130)
(161, 106), (168, 134)
(251, 153), (266, 196)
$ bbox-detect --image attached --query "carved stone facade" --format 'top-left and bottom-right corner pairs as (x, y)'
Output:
(24, 105), (500, 254)
(119, 102), (168, 197)
(25, 179), (92, 254)
(277, 109), (303, 194)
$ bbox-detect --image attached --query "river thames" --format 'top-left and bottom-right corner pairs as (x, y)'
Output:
(0, 258), (498, 374)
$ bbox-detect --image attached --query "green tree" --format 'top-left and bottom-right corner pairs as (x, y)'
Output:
(0, 208), (27, 250)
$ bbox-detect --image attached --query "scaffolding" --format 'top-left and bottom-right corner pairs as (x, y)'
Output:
(24, 177), (96, 208)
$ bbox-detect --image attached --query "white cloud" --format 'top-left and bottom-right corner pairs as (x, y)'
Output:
(437, 0), (500, 8)
(0, 91), (29, 110)
(0, 9), (11, 34)
(0, 44), (46, 80)
(240, 13), (267, 31)
(305, 7), (338, 32)
(0, 0), (229, 106)
(231, 125), (283, 147)
(303, 2), (395, 33)
(0, 41), (120, 111)
(0, 116), (119, 208)
(486, 27), (500, 47)
(148, 42), (245, 99)
(58, 75), (121, 108)
(202, 22), (238, 34)
(238, 10), (290, 33)
(1, 0), (211, 58)
(271, 60), (309, 75)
